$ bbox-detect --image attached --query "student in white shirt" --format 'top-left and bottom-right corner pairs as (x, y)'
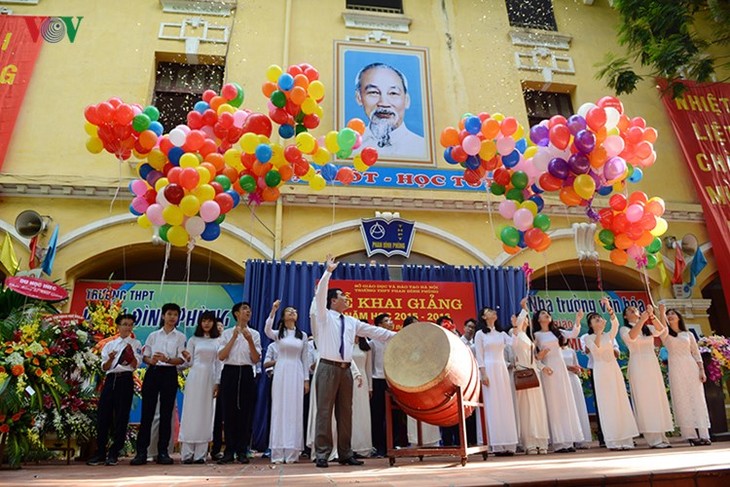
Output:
(131, 303), (186, 465)
(87, 313), (141, 466)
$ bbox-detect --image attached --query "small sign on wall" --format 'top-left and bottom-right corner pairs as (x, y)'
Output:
(360, 217), (415, 258)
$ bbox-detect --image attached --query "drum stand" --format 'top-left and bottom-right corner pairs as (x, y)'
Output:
(385, 385), (489, 467)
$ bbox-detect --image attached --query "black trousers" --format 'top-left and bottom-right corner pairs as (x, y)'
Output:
(371, 378), (407, 453)
(135, 366), (178, 457)
(466, 410), (477, 446)
(589, 372), (605, 445)
(211, 392), (224, 455)
(95, 372), (134, 458)
(220, 365), (255, 458)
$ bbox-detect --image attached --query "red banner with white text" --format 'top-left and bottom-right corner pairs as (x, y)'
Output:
(659, 79), (730, 315)
(330, 280), (476, 332)
(0, 16), (44, 170)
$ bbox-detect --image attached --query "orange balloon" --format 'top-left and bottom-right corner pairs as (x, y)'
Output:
(503, 244), (520, 255)
(262, 186), (280, 202)
(643, 127), (658, 143)
(278, 163), (293, 181)
(205, 153), (225, 172)
(481, 119), (500, 139)
(222, 165), (239, 182)
(231, 180), (244, 194)
(346, 118), (366, 135)
(594, 127), (607, 144)
(535, 235), (552, 252)
(617, 114), (631, 134)
(628, 191), (648, 205)
(636, 230), (654, 247)
(440, 127), (460, 147)
(200, 162), (218, 178)
(290, 86), (307, 105)
(139, 130), (158, 150)
(589, 146), (608, 168)
(252, 162), (272, 177)
(559, 186), (583, 206)
(610, 249), (629, 266)
(615, 233), (633, 250)
(262, 81), (277, 97)
(209, 96), (225, 111)
(293, 74), (309, 89)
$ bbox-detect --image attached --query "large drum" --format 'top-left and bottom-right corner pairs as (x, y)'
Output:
(384, 322), (480, 427)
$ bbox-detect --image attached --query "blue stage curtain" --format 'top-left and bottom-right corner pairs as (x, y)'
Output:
(401, 264), (527, 332)
(243, 259), (390, 452)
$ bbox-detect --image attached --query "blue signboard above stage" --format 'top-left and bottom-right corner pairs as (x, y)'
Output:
(360, 217), (416, 257)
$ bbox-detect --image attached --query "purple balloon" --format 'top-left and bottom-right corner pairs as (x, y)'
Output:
(529, 125), (549, 146)
(588, 169), (602, 187)
(567, 115), (587, 135)
(568, 154), (590, 175)
(547, 157), (569, 180)
(604, 156), (627, 181)
(574, 129), (596, 153)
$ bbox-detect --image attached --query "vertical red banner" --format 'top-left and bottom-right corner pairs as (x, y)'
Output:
(0, 16), (44, 170)
(659, 79), (730, 315)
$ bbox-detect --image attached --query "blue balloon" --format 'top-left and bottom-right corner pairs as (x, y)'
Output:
(226, 190), (240, 208)
(278, 124), (295, 139)
(255, 144), (272, 163)
(502, 150), (520, 168)
(321, 163), (338, 182)
(128, 204), (142, 216)
(148, 121), (164, 136)
(515, 138), (528, 154)
(443, 147), (458, 165)
(201, 222), (221, 241)
(464, 116), (482, 135)
(465, 155), (481, 170)
(531, 183), (544, 194)
(167, 147), (184, 166)
(138, 163), (153, 180)
(278, 73), (294, 91)
(597, 185), (613, 196)
(529, 195), (545, 212)
(518, 231), (526, 248)
(628, 167), (643, 183)
(194, 101), (209, 114)
(128, 181), (136, 194)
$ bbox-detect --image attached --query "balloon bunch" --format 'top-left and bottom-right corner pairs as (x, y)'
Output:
(439, 113), (552, 253)
(262, 63), (325, 139)
(596, 191), (667, 268)
(84, 98), (163, 161)
(527, 96), (658, 209)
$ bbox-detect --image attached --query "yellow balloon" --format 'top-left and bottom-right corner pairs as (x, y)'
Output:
(573, 174), (596, 200)
(325, 131), (340, 153)
(147, 149), (166, 170)
(155, 177), (170, 192)
(270, 144), (285, 167)
(301, 97), (317, 115)
(308, 80), (325, 100)
(266, 64), (283, 83)
(312, 147), (331, 165)
(491, 113), (505, 122)
(521, 200), (538, 216)
(217, 103), (235, 115)
(353, 156), (369, 172)
(84, 121), (98, 137)
(315, 104), (324, 118)
(167, 225), (189, 247)
(295, 132), (316, 154)
(86, 137), (103, 154)
(523, 146), (538, 159)
(300, 166), (315, 181)
(162, 205), (184, 226)
(179, 153), (199, 168)
(137, 214), (152, 229)
(650, 217), (668, 237)
(195, 166), (212, 185)
(608, 127), (620, 136)
(478, 140), (497, 160)
(224, 149), (242, 167)
(179, 195), (201, 217)
(240, 133), (259, 154)
(513, 125), (525, 140)
(194, 184), (216, 202)
(309, 174), (326, 191)
(257, 135), (271, 145)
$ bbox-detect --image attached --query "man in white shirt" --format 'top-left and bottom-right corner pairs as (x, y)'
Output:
(87, 313), (142, 466)
(353, 63), (427, 159)
(313, 255), (396, 468)
(217, 302), (262, 464)
(131, 303), (186, 466)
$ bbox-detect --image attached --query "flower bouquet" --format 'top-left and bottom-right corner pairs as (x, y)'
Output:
(698, 334), (730, 385)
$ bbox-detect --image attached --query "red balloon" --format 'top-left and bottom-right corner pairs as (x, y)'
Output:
(159, 136), (174, 155)
(549, 124), (571, 150)
(539, 172), (563, 192)
(202, 89), (217, 103)
(586, 107), (607, 131)
(114, 104), (135, 126)
(179, 167), (200, 190)
(336, 167), (354, 185)
(597, 96), (624, 114)
(164, 184), (184, 205)
(285, 145), (303, 163)
(97, 102), (114, 123)
(167, 166), (182, 184)
(628, 191), (648, 205)
(450, 145), (468, 163)
(187, 111), (203, 129)
(493, 168), (511, 186)
(287, 65), (303, 77)
(303, 114), (320, 130)
(199, 139), (217, 157)
(463, 169), (482, 186)
(524, 228), (545, 249)
(293, 159), (310, 176)
(202, 109), (218, 126)
(598, 207), (614, 228)
(360, 147), (378, 166)
(84, 105), (101, 125)
(609, 194), (627, 212)
(144, 189), (157, 204)
(210, 182), (224, 194)
(215, 193), (234, 213)
(242, 113), (273, 137)
(548, 115), (568, 128)
(612, 213), (629, 234)
(303, 66), (319, 82)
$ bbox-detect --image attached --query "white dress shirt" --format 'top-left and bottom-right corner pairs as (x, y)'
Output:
(142, 327), (186, 367)
(370, 339), (386, 379)
(102, 336), (142, 374)
(314, 270), (396, 363)
(218, 327), (262, 366)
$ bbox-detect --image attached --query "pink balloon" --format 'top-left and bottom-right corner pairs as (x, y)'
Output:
(625, 203), (644, 223)
(131, 179), (148, 197)
(603, 135), (625, 157)
(233, 110), (248, 128)
(513, 208), (534, 232)
(132, 196), (149, 214)
(496, 136), (515, 155)
(627, 245), (644, 261)
(499, 200), (518, 219)
(185, 216), (206, 237)
(462, 135), (481, 156)
(199, 200), (221, 222)
(352, 133), (363, 150)
(146, 203), (165, 226)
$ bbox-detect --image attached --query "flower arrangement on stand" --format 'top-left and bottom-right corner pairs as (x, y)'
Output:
(698, 335), (730, 385)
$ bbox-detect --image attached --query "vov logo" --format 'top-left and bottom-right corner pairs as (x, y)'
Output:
(23, 16), (83, 43)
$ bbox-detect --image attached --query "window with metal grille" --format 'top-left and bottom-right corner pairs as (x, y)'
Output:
(346, 0), (403, 14)
(523, 89), (573, 127)
(153, 61), (225, 130)
(505, 0), (557, 31)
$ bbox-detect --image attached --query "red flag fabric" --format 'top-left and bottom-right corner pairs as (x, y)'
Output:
(673, 243), (686, 285)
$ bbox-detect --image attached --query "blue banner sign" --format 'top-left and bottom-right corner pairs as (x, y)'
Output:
(297, 166), (488, 191)
(360, 217), (416, 257)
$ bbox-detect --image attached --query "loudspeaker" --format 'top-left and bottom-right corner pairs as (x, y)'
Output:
(14, 210), (46, 238)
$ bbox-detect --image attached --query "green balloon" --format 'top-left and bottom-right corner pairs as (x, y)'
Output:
(265, 170), (282, 187)
(490, 182), (506, 196)
(159, 224), (171, 242)
(646, 237), (662, 254)
(603, 243), (616, 251)
(501, 226), (520, 247)
(506, 188), (524, 203)
(295, 112), (305, 123)
(337, 128), (358, 150)
(337, 148), (352, 159)
(214, 175), (232, 191)
(511, 171), (528, 190)
(229, 83), (244, 108)
(598, 229), (615, 246)
(533, 213), (551, 231)
(270, 90), (287, 108)
(215, 214), (226, 224)
(646, 254), (658, 269)
(239, 174), (256, 193)
(295, 123), (307, 135)
(143, 105), (160, 122)
(132, 114), (151, 132)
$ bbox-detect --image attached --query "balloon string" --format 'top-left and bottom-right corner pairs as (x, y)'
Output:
(109, 158), (123, 213)
(594, 259), (604, 292)
(160, 242), (171, 294)
(485, 186), (497, 243)
(184, 241), (193, 310)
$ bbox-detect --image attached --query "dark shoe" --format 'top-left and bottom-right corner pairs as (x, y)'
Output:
(130, 455), (147, 466)
(567, 447), (576, 453)
(193, 458), (206, 464)
(182, 458), (194, 464)
(338, 456), (364, 466)
(217, 454), (235, 464)
(315, 458), (329, 468)
(555, 448), (571, 453)
(86, 455), (105, 466)
(156, 454), (174, 465)
(105, 456), (118, 466)
(494, 451), (515, 457)
(211, 452), (224, 460)
(237, 456), (250, 464)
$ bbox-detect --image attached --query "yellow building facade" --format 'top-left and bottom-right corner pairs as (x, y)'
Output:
(0, 0), (726, 340)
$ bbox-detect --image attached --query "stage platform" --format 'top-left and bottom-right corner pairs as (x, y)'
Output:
(1, 443), (728, 486)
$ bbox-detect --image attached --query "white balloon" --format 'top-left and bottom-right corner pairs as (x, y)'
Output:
(605, 107), (621, 129)
(169, 128), (186, 147)
(185, 216), (206, 237)
(577, 103), (596, 117)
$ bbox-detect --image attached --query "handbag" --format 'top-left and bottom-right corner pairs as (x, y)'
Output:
(513, 341), (540, 390)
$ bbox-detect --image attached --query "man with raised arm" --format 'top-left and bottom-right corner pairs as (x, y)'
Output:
(313, 254), (396, 468)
